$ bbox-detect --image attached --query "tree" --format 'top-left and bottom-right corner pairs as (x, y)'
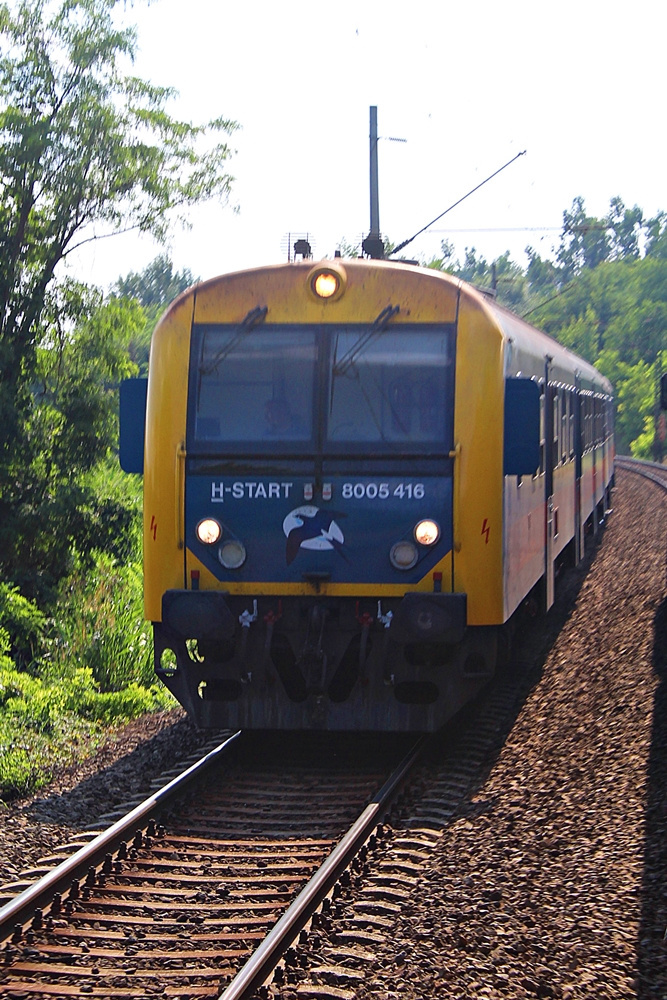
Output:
(607, 197), (643, 260)
(0, 286), (144, 597)
(112, 254), (196, 308)
(0, 0), (238, 593)
(557, 197), (611, 280)
(424, 242), (531, 312)
(112, 255), (198, 373)
(0, 0), (237, 466)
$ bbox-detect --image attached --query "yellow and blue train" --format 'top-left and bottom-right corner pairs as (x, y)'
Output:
(120, 258), (614, 731)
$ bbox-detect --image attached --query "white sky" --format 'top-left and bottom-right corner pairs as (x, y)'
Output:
(68, 0), (667, 289)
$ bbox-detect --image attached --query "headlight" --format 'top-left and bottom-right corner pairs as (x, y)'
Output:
(307, 262), (347, 302)
(414, 520), (440, 546)
(313, 271), (339, 298)
(218, 539), (246, 569)
(390, 540), (418, 570)
(196, 518), (222, 544)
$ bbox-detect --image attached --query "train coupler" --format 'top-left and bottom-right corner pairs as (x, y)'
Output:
(261, 602), (283, 669)
(296, 604), (329, 691)
(355, 601), (375, 671)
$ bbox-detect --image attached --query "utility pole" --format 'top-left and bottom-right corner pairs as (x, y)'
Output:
(362, 107), (385, 259)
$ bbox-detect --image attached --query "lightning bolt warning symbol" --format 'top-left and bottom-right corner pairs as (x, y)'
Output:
(481, 518), (490, 544)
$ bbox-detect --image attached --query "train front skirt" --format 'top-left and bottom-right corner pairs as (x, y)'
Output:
(153, 590), (496, 731)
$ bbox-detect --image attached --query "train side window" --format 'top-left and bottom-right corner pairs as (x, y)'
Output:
(552, 392), (560, 468)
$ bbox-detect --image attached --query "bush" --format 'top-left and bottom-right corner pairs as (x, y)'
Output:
(0, 654), (171, 799)
(51, 552), (153, 692)
(0, 585), (46, 669)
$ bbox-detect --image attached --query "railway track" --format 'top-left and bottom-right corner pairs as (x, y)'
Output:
(615, 454), (667, 490)
(0, 639), (545, 1000)
(0, 731), (422, 999)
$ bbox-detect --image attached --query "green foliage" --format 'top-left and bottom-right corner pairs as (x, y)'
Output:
(0, 653), (169, 798)
(424, 242), (534, 312)
(52, 553), (153, 692)
(0, 582), (46, 667)
(0, 289), (145, 598)
(113, 254), (197, 308)
(0, 529), (173, 799)
(0, 457), (168, 799)
(421, 196), (667, 458)
(111, 254), (199, 373)
(0, 0), (238, 795)
(0, 0), (237, 592)
(527, 254), (667, 456)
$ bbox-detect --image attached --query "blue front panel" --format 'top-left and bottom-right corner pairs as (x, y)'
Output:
(186, 474), (452, 585)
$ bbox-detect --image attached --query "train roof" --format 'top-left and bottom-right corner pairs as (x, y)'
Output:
(163, 258), (612, 396)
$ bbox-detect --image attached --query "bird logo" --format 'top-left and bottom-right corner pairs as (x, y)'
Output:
(282, 506), (347, 565)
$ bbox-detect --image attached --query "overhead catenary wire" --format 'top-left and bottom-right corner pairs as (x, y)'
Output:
(388, 150), (527, 258)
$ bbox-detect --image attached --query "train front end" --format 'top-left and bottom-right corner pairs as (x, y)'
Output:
(139, 260), (503, 730)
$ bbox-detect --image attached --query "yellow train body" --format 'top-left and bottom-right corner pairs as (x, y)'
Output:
(130, 259), (613, 730)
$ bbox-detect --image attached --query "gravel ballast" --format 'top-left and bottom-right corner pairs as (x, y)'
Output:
(0, 709), (210, 885)
(354, 469), (667, 999)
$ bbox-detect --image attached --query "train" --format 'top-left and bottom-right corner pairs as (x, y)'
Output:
(120, 257), (614, 731)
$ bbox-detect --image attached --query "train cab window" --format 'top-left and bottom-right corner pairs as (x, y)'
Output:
(189, 323), (455, 455)
(327, 327), (454, 450)
(192, 327), (316, 447)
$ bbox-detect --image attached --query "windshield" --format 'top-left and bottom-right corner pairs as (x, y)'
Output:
(190, 324), (455, 454)
(328, 328), (452, 447)
(194, 327), (316, 444)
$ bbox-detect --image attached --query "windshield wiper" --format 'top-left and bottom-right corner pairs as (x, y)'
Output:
(332, 304), (400, 377)
(200, 305), (268, 374)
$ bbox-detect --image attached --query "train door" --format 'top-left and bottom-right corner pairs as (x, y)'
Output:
(543, 358), (555, 611)
(573, 375), (583, 564)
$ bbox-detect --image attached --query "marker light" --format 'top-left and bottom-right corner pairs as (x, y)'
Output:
(307, 262), (347, 302)
(218, 539), (246, 569)
(196, 518), (222, 544)
(414, 520), (440, 546)
(312, 271), (339, 298)
(390, 540), (419, 570)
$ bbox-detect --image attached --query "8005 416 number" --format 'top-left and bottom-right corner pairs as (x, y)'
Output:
(341, 482), (425, 500)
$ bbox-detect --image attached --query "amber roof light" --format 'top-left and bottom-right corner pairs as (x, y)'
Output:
(308, 263), (347, 302)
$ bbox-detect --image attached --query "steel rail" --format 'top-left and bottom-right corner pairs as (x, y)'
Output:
(216, 735), (426, 1000)
(615, 455), (667, 491)
(0, 729), (240, 942)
